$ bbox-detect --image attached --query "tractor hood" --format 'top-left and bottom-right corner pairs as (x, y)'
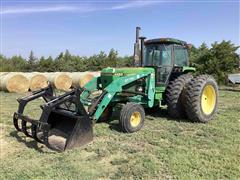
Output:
(100, 67), (154, 89)
(101, 67), (154, 76)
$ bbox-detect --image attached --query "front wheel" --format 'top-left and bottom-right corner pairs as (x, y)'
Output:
(119, 103), (145, 133)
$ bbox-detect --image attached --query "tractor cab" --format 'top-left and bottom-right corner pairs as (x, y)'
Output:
(133, 27), (193, 86)
(143, 38), (189, 67)
(143, 38), (190, 85)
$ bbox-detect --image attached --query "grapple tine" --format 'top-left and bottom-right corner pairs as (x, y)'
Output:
(13, 114), (21, 131)
(13, 87), (93, 152)
(31, 124), (43, 143)
(43, 128), (50, 148)
(21, 120), (32, 137)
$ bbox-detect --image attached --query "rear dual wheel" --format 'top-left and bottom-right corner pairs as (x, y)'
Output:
(185, 75), (218, 122)
(166, 74), (218, 122)
(166, 74), (193, 119)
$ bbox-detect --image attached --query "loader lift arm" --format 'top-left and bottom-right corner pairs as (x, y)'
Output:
(82, 69), (155, 121)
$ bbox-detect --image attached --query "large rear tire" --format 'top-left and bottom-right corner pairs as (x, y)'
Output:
(185, 75), (218, 122)
(165, 74), (193, 118)
(119, 103), (145, 133)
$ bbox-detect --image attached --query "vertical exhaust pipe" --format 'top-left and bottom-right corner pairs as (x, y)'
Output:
(135, 27), (141, 43)
(133, 27), (146, 67)
(133, 27), (141, 66)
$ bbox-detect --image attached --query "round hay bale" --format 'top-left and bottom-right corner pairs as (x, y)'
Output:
(0, 72), (30, 93)
(0, 72), (9, 77)
(79, 73), (94, 87)
(69, 72), (99, 88)
(70, 72), (87, 88)
(89, 71), (100, 77)
(45, 72), (72, 91)
(25, 73), (48, 91)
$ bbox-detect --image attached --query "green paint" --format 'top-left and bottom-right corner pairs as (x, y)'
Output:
(79, 39), (196, 121)
(79, 65), (195, 121)
(93, 68), (155, 120)
(101, 67), (154, 89)
(182, 66), (196, 73)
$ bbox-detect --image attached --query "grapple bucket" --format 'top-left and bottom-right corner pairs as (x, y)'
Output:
(13, 85), (93, 152)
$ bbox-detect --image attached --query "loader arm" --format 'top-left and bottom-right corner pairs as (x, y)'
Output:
(84, 69), (155, 121)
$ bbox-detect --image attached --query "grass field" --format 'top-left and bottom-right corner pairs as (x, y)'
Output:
(0, 90), (240, 179)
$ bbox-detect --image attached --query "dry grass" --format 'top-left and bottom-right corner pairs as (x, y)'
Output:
(0, 89), (240, 179)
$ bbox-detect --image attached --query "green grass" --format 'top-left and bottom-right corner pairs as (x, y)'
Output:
(0, 90), (240, 179)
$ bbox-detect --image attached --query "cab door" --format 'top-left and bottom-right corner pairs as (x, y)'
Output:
(155, 44), (173, 85)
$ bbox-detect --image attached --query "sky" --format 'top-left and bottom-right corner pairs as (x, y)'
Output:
(0, 0), (239, 58)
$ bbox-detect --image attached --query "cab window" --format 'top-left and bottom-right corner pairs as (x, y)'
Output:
(174, 45), (188, 66)
(144, 44), (172, 66)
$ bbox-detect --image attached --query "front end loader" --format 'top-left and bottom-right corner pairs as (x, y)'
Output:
(13, 86), (93, 151)
(13, 27), (218, 151)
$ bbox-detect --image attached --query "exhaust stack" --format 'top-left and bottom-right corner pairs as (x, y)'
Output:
(133, 27), (141, 66)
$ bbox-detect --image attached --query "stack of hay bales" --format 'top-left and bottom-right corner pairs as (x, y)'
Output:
(0, 72), (30, 93)
(0, 71), (100, 93)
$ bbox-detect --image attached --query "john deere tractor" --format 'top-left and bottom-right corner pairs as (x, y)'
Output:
(13, 27), (218, 151)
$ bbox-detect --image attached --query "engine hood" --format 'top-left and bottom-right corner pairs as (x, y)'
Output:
(101, 67), (154, 76)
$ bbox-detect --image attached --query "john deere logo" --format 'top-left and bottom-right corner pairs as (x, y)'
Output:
(114, 73), (124, 76)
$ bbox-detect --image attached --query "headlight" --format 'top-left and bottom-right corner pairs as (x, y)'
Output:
(136, 85), (143, 92)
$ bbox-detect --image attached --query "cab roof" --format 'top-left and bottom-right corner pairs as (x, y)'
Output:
(145, 38), (187, 46)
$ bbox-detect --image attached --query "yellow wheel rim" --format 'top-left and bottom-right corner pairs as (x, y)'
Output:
(130, 112), (141, 127)
(201, 85), (216, 115)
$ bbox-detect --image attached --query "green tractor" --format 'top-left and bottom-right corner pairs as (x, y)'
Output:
(13, 27), (218, 151)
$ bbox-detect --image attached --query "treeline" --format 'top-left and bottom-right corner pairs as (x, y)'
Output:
(0, 49), (133, 72)
(0, 40), (239, 84)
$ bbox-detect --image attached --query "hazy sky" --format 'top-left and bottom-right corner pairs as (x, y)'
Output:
(1, 0), (239, 58)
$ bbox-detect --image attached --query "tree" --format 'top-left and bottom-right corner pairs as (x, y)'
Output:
(105, 49), (118, 67)
(87, 51), (107, 71)
(38, 56), (55, 72)
(26, 50), (38, 71)
(117, 56), (133, 67)
(10, 55), (26, 71)
(55, 50), (78, 72)
(192, 41), (239, 84)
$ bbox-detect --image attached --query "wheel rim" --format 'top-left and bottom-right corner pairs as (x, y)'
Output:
(130, 112), (141, 127)
(201, 85), (216, 115)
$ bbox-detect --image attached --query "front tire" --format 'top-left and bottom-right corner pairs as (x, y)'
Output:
(119, 103), (145, 133)
(185, 75), (218, 122)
